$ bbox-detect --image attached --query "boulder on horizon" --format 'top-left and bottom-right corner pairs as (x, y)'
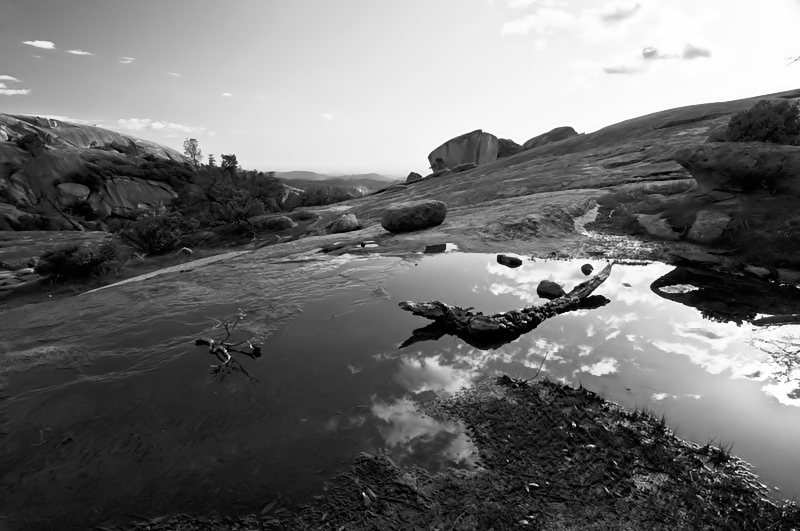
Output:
(522, 126), (579, 151)
(406, 172), (423, 183)
(427, 130), (498, 170)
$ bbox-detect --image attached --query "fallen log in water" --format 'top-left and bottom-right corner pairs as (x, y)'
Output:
(399, 262), (614, 349)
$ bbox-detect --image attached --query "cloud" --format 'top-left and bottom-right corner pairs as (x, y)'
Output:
(599, 1), (640, 22)
(321, 113), (335, 121)
(0, 88), (30, 96)
(505, 0), (563, 7)
(221, 92), (233, 97)
(119, 56), (135, 64)
(501, 7), (576, 35)
(166, 72), (180, 77)
(682, 44), (711, 60)
(0, 75), (21, 82)
(602, 64), (643, 74)
(22, 40), (55, 49)
(642, 46), (677, 60)
(117, 118), (205, 134)
(66, 49), (94, 56)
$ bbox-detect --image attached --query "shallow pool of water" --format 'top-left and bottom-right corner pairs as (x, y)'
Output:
(2, 251), (800, 529)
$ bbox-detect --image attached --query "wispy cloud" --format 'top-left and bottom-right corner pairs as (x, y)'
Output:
(322, 113), (335, 121)
(221, 92), (233, 97)
(505, 0), (563, 8)
(501, 7), (576, 35)
(642, 46), (677, 60)
(602, 64), (643, 75)
(682, 44), (711, 60)
(599, 0), (640, 22)
(66, 49), (94, 56)
(23, 40), (55, 49)
(119, 56), (135, 64)
(0, 87), (31, 96)
(117, 118), (205, 134)
(166, 72), (180, 77)
(0, 75), (30, 96)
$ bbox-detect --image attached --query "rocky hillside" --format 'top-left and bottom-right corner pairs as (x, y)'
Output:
(0, 115), (303, 231)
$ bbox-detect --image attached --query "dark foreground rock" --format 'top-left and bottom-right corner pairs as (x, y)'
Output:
(537, 279), (565, 299)
(381, 200), (447, 233)
(497, 254), (523, 268)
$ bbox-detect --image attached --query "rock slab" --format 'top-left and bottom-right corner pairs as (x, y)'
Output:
(636, 213), (679, 241)
(523, 126), (578, 151)
(381, 200), (447, 233)
(327, 213), (360, 234)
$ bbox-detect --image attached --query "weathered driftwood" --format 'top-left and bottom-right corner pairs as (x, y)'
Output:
(399, 262), (614, 349)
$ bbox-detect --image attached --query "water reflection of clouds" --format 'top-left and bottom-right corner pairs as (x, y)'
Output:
(394, 356), (475, 395)
(371, 397), (479, 469)
(580, 357), (619, 377)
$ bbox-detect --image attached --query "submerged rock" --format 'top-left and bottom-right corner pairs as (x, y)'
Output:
(537, 279), (565, 300)
(327, 213), (360, 234)
(427, 129), (499, 170)
(497, 254), (523, 268)
(381, 200), (447, 233)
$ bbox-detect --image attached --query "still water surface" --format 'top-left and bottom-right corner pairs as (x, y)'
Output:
(1, 251), (799, 529)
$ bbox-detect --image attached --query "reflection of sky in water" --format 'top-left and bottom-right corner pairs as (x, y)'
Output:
(384, 253), (800, 498)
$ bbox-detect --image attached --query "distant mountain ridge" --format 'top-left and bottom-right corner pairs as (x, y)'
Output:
(277, 170), (400, 183)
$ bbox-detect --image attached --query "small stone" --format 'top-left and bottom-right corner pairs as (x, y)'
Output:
(581, 264), (594, 276)
(537, 280), (565, 300)
(497, 254), (523, 268)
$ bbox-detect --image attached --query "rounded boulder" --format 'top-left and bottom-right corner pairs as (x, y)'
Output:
(381, 200), (447, 234)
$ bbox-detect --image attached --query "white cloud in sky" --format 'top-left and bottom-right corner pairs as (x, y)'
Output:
(66, 49), (94, 56)
(167, 72), (180, 77)
(322, 112), (335, 120)
(0, 88), (30, 96)
(117, 118), (205, 134)
(221, 92), (233, 97)
(119, 56), (135, 64)
(0, 75), (21, 82)
(501, 7), (576, 35)
(22, 40), (55, 49)
(682, 44), (711, 60)
(599, 0), (641, 22)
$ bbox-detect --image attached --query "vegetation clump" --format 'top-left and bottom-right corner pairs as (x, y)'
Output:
(34, 240), (120, 282)
(113, 205), (199, 255)
(724, 99), (800, 145)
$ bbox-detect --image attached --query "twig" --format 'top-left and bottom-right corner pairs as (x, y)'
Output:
(450, 512), (465, 531)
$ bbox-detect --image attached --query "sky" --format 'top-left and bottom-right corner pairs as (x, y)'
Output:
(1, 0), (799, 176)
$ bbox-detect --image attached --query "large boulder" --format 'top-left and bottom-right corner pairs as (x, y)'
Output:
(381, 200), (447, 233)
(523, 127), (578, 151)
(673, 142), (800, 195)
(687, 210), (731, 244)
(427, 130), (498, 170)
(497, 138), (523, 159)
(56, 182), (91, 207)
(326, 213), (360, 234)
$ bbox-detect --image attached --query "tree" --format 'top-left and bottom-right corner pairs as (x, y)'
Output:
(221, 154), (238, 178)
(207, 154), (216, 167)
(183, 138), (203, 170)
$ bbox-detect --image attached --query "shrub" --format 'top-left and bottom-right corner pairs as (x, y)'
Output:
(114, 206), (199, 255)
(34, 240), (119, 282)
(724, 99), (800, 145)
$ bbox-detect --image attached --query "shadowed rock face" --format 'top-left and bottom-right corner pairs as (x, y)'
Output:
(522, 126), (578, 151)
(427, 130), (499, 170)
(673, 142), (800, 194)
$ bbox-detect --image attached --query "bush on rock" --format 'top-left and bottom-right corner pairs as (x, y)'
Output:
(34, 240), (120, 282)
(724, 100), (800, 145)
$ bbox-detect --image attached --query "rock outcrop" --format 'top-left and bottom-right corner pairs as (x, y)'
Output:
(381, 200), (447, 233)
(636, 214), (680, 241)
(277, 184), (306, 211)
(673, 142), (800, 195)
(251, 214), (294, 232)
(406, 172), (423, 184)
(427, 130), (498, 170)
(90, 178), (177, 217)
(451, 163), (478, 174)
(523, 127), (579, 151)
